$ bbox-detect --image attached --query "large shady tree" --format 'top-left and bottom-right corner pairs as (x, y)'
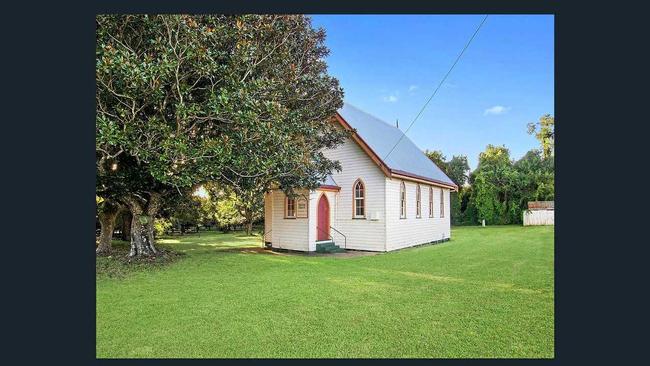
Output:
(96, 15), (347, 257)
(96, 153), (174, 256)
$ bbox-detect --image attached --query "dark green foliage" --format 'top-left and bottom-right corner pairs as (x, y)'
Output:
(459, 186), (478, 225)
(459, 146), (554, 225)
(424, 150), (470, 187)
(449, 191), (462, 225)
(445, 111), (555, 226)
(446, 155), (470, 187)
(96, 14), (347, 197)
(158, 191), (203, 230)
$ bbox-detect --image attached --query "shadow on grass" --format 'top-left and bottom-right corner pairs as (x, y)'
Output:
(157, 231), (263, 253)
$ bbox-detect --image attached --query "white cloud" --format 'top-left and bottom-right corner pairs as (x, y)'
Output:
(382, 91), (399, 103)
(484, 105), (511, 116)
(408, 85), (418, 92)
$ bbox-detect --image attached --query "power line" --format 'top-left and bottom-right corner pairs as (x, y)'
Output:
(383, 14), (489, 161)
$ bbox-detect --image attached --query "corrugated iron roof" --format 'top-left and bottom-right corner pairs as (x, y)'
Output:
(337, 103), (456, 187)
(319, 174), (339, 187)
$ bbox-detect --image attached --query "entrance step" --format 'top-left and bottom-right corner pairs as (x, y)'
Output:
(315, 240), (345, 253)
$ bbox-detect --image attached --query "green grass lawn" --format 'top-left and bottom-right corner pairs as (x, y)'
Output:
(96, 226), (554, 358)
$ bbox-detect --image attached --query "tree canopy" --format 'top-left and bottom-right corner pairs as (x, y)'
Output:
(431, 111), (555, 226)
(97, 14), (346, 192)
(424, 150), (470, 187)
(527, 114), (554, 158)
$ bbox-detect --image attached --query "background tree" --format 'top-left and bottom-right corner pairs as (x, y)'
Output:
(513, 149), (554, 204)
(425, 113), (554, 226)
(96, 15), (347, 256)
(233, 189), (264, 235)
(470, 145), (519, 224)
(527, 114), (554, 158)
(424, 150), (446, 171)
(196, 184), (221, 228)
(463, 145), (554, 225)
(158, 189), (203, 233)
(214, 191), (246, 232)
(424, 150), (469, 187)
(445, 155), (470, 187)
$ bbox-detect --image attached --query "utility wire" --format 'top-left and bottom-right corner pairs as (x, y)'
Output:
(383, 14), (489, 161)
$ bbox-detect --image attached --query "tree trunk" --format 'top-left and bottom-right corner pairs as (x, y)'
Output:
(96, 201), (120, 255)
(129, 213), (157, 257)
(125, 192), (163, 258)
(245, 214), (253, 236)
(244, 208), (253, 235)
(120, 210), (132, 241)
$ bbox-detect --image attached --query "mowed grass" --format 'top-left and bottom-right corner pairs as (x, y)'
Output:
(96, 226), (554, 358)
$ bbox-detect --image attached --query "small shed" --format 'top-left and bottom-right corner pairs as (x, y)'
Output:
(523, 201), (554, 226)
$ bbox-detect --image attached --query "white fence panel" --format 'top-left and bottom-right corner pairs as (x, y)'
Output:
(523, 210), (554, 226)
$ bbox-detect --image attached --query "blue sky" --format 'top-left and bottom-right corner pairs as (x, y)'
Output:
(310, 15), (554, 170)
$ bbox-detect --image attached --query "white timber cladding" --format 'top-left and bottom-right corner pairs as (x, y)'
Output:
(269, 189), (310, 251)
(385, 178), (451, 251)
(523, 210), (554, 226)
(264, 136), (453, 252)
(321, 137), (386, 251)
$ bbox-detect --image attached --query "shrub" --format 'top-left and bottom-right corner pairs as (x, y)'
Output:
(154, 218), (173, 237)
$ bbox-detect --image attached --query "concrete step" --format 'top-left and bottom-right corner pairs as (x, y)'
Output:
(316, 240), (335, 245)
(316, 241), (344, 253)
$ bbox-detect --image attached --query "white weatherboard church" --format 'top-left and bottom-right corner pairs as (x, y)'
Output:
(263, 103), (458, 252)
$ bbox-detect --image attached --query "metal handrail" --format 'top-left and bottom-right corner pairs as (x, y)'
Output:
(261, 229), (272, 248)
(316, 226), (347, 250)
(330, 226), (347, 249)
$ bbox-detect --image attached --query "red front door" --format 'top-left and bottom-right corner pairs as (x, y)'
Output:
(317, 195), (330, 241)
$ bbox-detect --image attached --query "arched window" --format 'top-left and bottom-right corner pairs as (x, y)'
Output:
(429, 187), (434, 217)
(416, 184), (422, 218)
(440, 189), (445, 218)
(400, 181), (406, 218)
(353, 179), (365, 218)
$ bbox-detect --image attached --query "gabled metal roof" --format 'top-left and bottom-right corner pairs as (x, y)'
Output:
(318, 174), (339, 188)
(336, 103), (457, 188)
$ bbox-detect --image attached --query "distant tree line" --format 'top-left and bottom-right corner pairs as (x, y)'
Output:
(426, 114), (554, 225)
(151, 182), (264, 236)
